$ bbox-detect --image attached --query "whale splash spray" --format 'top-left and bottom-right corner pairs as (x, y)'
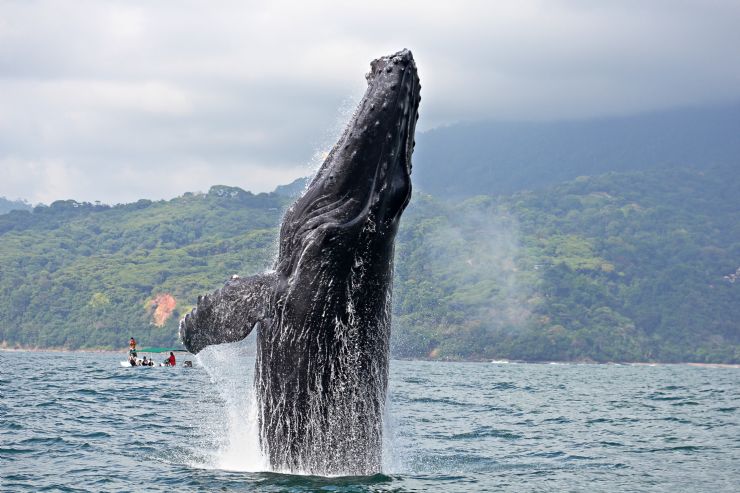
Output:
(194, 339), (268, 472)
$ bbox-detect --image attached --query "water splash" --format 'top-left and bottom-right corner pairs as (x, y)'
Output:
(382, 392), (402, 474)
(194, 336), (268, 472)
(189, 332), (404, 477)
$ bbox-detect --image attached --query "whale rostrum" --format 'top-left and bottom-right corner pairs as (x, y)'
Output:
(180, 49), (420, 476)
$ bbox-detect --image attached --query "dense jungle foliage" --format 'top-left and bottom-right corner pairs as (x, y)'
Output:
(1, 167), (738, 362)
(394, 165), (739, 363)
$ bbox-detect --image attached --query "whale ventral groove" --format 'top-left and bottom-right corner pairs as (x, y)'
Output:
(179, 48), (420, 476)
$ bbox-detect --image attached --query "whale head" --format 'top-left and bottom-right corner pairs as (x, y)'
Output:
(276, 49), (420, 286)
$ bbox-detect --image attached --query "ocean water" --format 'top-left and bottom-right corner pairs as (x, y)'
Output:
(1, 348), (738, 492)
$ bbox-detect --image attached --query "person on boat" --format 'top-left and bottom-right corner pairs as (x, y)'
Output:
(142, 356), (149, 366)
(128, 353), (137, 366)
(168, 352), (176, 367)
(128, 337), (137, 358)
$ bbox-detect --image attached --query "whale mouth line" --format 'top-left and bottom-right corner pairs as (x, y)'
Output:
(327, 60), (418, 233)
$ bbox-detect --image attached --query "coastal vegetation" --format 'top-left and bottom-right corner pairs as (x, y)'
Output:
(394, 165), (739, 363)
(1, 166), (737, 363)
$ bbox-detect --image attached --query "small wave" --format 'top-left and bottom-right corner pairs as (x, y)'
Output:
(19, 436), (65, 445)
(647, 394), (684, 401)
(33, 400), (60, 408)
(72, 388), (102, 396)
(409, 396), (466, 407)
(480, 404), (520, 414)
(651, 445), (705, 453)
(659, 385), (686, 391)
(699, 388), (726, 394)
(404, 453), (499, 473)
(255, 471), (394, 487)
(402, 377), (429, 384)
(72, 431), (111, 439)
(563, 454), (592, 461)
(598, 441), (624, 447)
(670, 400), (700, 406)
(490, 382), (517, 390)
(659, 417), (692, 424)
(0, 446), (35, 455)
(632, 445), (706, 454)
(525, 450), (566, 458)
(449, 427), (523, 440)
(96, 373), (140, 381)
(134, 411), (160, 418)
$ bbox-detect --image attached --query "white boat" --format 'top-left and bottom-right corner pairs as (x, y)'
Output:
(120, 347), (190, 367)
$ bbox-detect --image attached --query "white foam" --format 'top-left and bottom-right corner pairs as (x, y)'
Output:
(194, 336), (268, 472)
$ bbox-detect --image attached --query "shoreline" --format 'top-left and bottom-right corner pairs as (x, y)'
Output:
(0, 347), (125, 354)
(2, 347), (738, 368)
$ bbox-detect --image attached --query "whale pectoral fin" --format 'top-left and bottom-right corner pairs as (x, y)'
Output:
(179, 272), (276, 354)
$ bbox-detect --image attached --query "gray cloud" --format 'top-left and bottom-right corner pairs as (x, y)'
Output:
(1, 0), (739, 204)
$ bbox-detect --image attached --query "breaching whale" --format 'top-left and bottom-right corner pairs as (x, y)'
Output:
(179, 49), (420, 476)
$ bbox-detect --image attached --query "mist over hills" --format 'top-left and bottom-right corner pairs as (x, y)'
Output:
(414, 104), (740, 198)
(0, 197), (32, 215)
(1, 104), (738, 362)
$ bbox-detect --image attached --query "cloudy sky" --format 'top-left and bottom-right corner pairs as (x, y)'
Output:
(1, 0), (739, 204)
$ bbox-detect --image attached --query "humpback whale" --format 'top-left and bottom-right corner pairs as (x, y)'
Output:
(180, 49), (420, 476)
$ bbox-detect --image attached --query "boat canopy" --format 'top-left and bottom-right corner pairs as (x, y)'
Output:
(136, 347), (190, 353)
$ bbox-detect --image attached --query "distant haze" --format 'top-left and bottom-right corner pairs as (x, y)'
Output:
(1, 0), (739, 204)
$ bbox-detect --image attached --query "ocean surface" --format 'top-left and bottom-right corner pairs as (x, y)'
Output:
(1, 346), (739, 492)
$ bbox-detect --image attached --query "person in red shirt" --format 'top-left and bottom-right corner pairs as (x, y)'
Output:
(128, 337), (137, 361)
(168, 352), (176, 366)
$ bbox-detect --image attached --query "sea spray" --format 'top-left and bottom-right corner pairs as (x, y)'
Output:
(194, 336), (268, 472)
(381, 384), (403, 474)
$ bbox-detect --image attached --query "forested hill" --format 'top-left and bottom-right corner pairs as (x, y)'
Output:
(0, 187), (284, 350)
(414, 104), (740, 198)
(395, 165), (739, 363)
(1, 167), (738, 363)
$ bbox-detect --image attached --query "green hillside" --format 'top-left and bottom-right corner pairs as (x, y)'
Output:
(0, 186), (284, 349)
(394, 165), (740, 362)
(1, 168), (738, 362)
